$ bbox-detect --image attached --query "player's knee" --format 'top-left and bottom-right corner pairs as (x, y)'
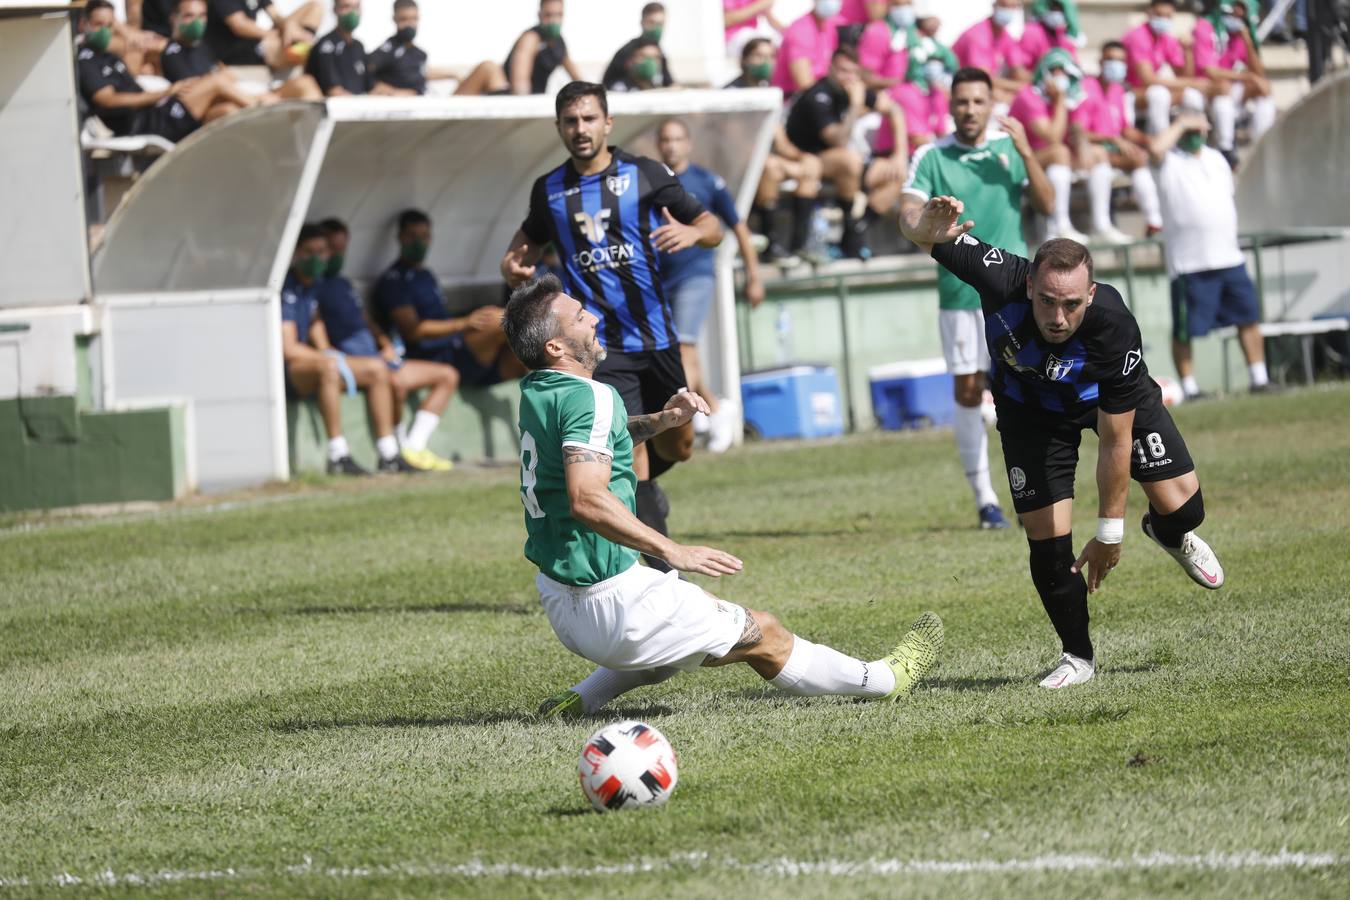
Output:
(1028, 534), (1076, 590)
(742, 608), (791, 656)
(1149, 487), (1205, 537)
(440, 365), (460, 390)
(320, 359), (342, 383)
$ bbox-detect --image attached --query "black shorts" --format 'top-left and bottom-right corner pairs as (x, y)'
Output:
(593, 345), (687, 417)
(997, 396), (1196, 514)
(134, 98), (200, 144)
(409, 334), (503, 388)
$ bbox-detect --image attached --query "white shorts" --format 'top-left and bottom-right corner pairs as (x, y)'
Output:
(536, 564), (747, 672)
(939, 308), (991, 377)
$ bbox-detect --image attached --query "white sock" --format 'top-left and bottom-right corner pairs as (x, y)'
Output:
(1047, 164), (1073, 235)
(954, 404), (999, 508)
(327, 435), (350, 462)
(376, 434), (399, 461)
(1211, 93), (1237, 151)
(571, 666), (681, 714)
(1250, 97), (1276, 141)
(396, 419), (409, 446)
(1088, 162), (1115, 233)
(1181, 374), (1201, 396)
(1249, 361), (1269, 387)
(405, 409), (440, 452)
(770, 636), (895, 698)
(1146, 83), (1171, 134)
(1131, 166), (1163, 229)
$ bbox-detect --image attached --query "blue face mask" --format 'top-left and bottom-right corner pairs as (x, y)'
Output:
(1042, 11), (1067, 31)
(1101, 59), (1128, 82)
(814, 0), (842, 18)
(889, 6), (916, 29)
(1149, 15), (1173, 35)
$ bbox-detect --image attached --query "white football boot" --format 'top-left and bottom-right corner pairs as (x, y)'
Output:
(1142, 516), (1225, 589)
(1038, 652), (1096, 689)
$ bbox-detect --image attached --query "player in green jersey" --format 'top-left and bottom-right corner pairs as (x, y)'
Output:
(504, 274), (945, 717)
(900, 66), (1055, 531)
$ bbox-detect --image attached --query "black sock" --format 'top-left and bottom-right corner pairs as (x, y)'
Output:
(634, 480), (671, 572)
(1147, 488), (1205, 549)
(789, 196), (814, 251)
(1028, 535), (1093, 660)
(646, 443), (677, 480)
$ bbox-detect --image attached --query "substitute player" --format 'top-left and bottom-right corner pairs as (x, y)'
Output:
(503, 274), (944, 717)
(900, 67), (1055, 531)
(500, 81), (723, 572)
(901, 196), (1225, 689)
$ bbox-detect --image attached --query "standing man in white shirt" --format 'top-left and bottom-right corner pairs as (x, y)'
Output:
(1149, 112), (1272, 399)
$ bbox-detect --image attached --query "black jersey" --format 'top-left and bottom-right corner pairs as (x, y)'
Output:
(306, 29), (369, 95)
(76, 46), (142, 135)
(368, 38), (427, 94)
(785, 76), (878, 155)
(140, 0), (174, 37)
(932, 233), (1158, 418)
(161, 39), (218, 82)
(602, 36), (673, 89)
(503, 25), (568, 95)
(206, 0), (271, 66)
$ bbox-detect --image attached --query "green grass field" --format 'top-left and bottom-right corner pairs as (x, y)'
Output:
(2, 385), (1348, 897)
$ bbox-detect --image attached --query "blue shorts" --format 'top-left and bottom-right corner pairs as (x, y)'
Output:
(409, 333), (502, 388)
(1170, 264), (1260, 342)
(666, 275), (716, 344)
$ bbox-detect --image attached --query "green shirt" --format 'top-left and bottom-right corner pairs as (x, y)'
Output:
(518, 369), (640, 586)
(904, 133), (1029, 310)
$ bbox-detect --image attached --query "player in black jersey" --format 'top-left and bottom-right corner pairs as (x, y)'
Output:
(902, 195), (1226, 689)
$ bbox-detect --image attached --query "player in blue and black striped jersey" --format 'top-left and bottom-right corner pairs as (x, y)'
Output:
(500, 81), (723, 571)
(902, 195), (1227, 690)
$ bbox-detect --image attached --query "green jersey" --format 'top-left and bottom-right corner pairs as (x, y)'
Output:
(517, 369), (639, 586)
(903, 133), (1029, 310)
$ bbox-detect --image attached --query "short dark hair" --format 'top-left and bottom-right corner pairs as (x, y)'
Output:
(393, 0), (418, 11)
(951, 67), (993, 91)
(831, 45), (860, 65)
(173, 0), (205, 10)
(741, 37), (773, 63)
(397, 209), (430, 234)
(1031, 238), (1095, 285)
(317, 217), (348, 237)
(84, 0), (114, 18)
(295, 223), (324, 249)
(1103, 40), (1126, 54)
(503, 274), (566, 370)
(641, 2), (664, 17)
(555, 80), (608, 119)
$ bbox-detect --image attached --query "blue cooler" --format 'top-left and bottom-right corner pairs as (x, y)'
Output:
(868, 358), (955, 430)
(740, 366), (844, 440)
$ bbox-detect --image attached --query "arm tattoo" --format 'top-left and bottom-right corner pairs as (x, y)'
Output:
(626, 412), (665, 445)
(563, 449), (607, 466)
(732, 610), (763, 650)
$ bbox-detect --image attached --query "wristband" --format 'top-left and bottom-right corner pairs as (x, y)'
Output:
(1097, 517), (1125, 545)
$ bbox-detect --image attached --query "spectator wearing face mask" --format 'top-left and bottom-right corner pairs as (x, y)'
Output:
(1022, 0), (1086, 63)
(1122, 0), (1210, 135)
(502, 0), (583, 95)
(604, 3), (675, 91)
(772, 0), (845, 97)
(882, 1), (959, 149)
(854, 0), (903, 90)
(161, 0), (318, 104)
(1193, 0), (1277, 165)
(306, 0), (370, 96)
(205, 0), (323, 73)
(608, 40), (666, 92)
(366, 0), (487, 95)
(952, 0), (1035, 103)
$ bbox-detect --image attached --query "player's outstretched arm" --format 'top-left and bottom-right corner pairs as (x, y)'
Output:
(1072, 407), (1135, 592)
(564, 449), (742, 577)
(898, 195), (976, 254)
(627, 390), (710, 444)
(500, 229), (544, 288)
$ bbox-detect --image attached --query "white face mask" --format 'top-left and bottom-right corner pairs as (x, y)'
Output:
(1042, 10), (1067, 30)
(923, 58), (947, 83)
(889, 6), (917, 29)
(815, 0), (843, 18)
(1149, 15), (1173, 35)
(1051, 73), (1071, 93)
(1222, 14), (1245, 32)
(992, 7), (1021, 28)
(1101, 59), (1128, 82)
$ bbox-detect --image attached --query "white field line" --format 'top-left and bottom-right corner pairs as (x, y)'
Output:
(0, 850), (1342, 889)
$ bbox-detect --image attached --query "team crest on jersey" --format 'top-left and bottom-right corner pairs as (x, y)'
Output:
(1045, 354), (1073, 381)
(983, 248), (1003, 267)
(1123, 348), (1142, 375)
(605, 174), (630, 197)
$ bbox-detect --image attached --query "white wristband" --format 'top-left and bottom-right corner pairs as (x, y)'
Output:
(1097, 517), (1125, 545)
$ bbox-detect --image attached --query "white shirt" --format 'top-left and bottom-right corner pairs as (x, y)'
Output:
(1155, 146), (1245, 278)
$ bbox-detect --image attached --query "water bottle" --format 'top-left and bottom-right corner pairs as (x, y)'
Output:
(806, 207), (832, 259)
(775, 302), (793, 365)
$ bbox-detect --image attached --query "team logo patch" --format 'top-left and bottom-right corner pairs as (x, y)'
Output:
(957, 232), (979, 246)
(573, 209), (611, 243)
(605, 174), (630, 197)
(1045, 354), (1073, 382)
(983, 247), (1003, 267)
(1123, 348), (1143, 375)
(1010, 467), (1027, 492)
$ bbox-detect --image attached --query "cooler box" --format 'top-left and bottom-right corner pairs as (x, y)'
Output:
(740, 366), (844, 440)
(868, 358), (955, 430)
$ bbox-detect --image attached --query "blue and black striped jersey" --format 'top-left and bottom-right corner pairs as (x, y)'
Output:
(932, 234), (1158, 418)
(520, 147), (707, 354)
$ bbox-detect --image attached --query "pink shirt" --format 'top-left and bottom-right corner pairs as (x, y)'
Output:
(952, 17), (1033, 77)
(1080, 77), (1128, 137)
(1192, 19), (1251, 72)
(857, 20), (893, 74)
(1021, 21), (1079, 64)
(723, 0), (761, 45)
(1009, 84), (1055, 150)
(1121, 22), (1186, 87)
(839, 0), (870, 25)
(772, 12), (843, 94)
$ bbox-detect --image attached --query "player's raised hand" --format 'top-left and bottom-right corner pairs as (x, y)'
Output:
(665, 544), (743, 578)
(1072, 538), (1122, 593)
(662, 388), (710, 427)
(905, 195), (976, 246)
(651, 208), (700, 253)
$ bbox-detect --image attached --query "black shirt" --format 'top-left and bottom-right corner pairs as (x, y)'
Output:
(602, 36), (673, 89)
(76, 46), (143, 136)
(306, 29), (369, 95)
(206, 0), (272, 66)
(932, 233), (1156, 418)
(724, 73), (764, 89)
(139, 0), (174, 37)
(785, 76), (877, 155)
(161, 39), (218, 82)
(503, 25), (568, 95)
(367, 38), (427, 94)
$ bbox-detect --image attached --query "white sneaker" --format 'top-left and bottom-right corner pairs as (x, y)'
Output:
(1038, 652), (1096, 689)
(706, 400), (738, 454)
(1142, 516), (1225, 589)
(1091, 226), (1134, 245)
(692, 410), (710, 436)
(1050, 224), (1091, 244)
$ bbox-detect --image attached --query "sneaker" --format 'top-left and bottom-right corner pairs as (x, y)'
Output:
(1184, 390), (1217, 402)
(979, 504), (1011, 530)
(882, 611), (944, 699)
(326, 455), (371, 477)
(1092, 226), (1134, 246)
(1250, 382), (1283, 395)
(377, 454), (420, 474)
(1038, 652), (1095, 689)
(706, 402), (738, 454)
(760, 241), (794, 264)
(1051, 224), (1091, 244)
(537, 689), (585, 720)
(401, 447), (453, 472)
(1141, 515), (1225, 589)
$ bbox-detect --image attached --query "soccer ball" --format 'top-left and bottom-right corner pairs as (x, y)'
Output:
(1154, 375), (1185, 408)
(577, 720), (678, 812)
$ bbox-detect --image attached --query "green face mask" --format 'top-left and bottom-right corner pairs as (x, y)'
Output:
(297, 255), (326, 281)
(339, 10), (361, 31)
(634, 56), (659, 82)
(1178, 131), (1206, 153)
(86, 26), (112, 52)
(747, 61), (773, 82)
(402, 238), (429, 264)
(176, 18), (206, 43)
(642, 26), (663, 42)
(325, 253), (345, 278)
(539, 21), (562, 40)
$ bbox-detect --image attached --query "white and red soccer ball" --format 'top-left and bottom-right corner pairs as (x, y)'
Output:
(577, 720), (678, 812)
(1154, 375), (1185, 408)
